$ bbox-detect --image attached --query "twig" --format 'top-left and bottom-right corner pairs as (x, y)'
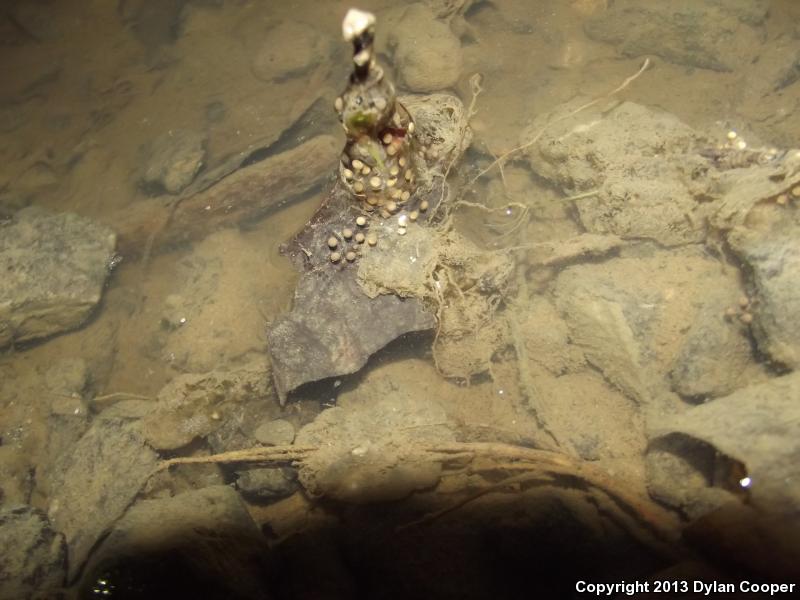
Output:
(92, 392), (153, 403)
(155, 445), (317, 472)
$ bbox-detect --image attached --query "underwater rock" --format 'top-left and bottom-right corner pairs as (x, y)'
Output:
(524, 370), (647, 462)
(250, 21), (329, 83)
(652, 371), (800, 515)
(555, 284), (649, 405)
(554, 245), (754, 406)
(0, 506), (66, 600)
(584, 0), (766, 72)
(166, 135), (338, 246)
(0, 206), (117, 349)
(525, 102), (711, 246)
(116, 134), (338, 257)
(254, 418), (296, 446)
(141, 356), (274, 451)
(390, 4), (463, 92)
(48, 418), (159, 581)
(140, 128), (206, 194)
(268, 268), (435, 402)
(295, 395), (454, 503)
(78, 486), (270, 599)
(236, 467), (297, 501)
(514, 298), (585, 377)
(645, 435), (739, 521)
(668, 297), (762, 399)
(727, 208), (800, 370)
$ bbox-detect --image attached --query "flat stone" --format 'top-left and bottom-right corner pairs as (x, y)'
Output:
(254, 418), (295, 446)
(0, 207), (116, 349)
(236, 467), (297, 501)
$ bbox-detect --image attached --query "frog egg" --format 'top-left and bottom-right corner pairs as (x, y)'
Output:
(342, 168), (354, 180)
(353, 181), (365, 193)
(355, 232), (365, 244)
(401, 190), (411, 201)
(367, 234), (377, 246)
(356, 216), (368, 227)
(398, 157), (407, 167)
(327, 236), (339, 249)
(345, 251), (357, 262)
(419, 200), (429, 212)
(382, 133), (393, 144)
(334, 97), (344, 112)
(409, 210), (419, 222)
(390, 165), (400, 176)
(362, 165), (371, 176)
(352, 159), (364, 170)
(343, 228), (354, 240)
(386, 178), (397, 188)
(370, 176), (382, 189)
(408, 122), (415, 134)
(387, 201), (398, 213)
(386, 145), (398, 156)
(330, 251), (342, 263)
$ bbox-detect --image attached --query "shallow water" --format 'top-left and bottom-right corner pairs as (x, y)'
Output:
(2, 0), (800, 597)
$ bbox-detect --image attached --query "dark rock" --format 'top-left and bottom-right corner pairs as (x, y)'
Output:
(237, 467), (298, 501)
